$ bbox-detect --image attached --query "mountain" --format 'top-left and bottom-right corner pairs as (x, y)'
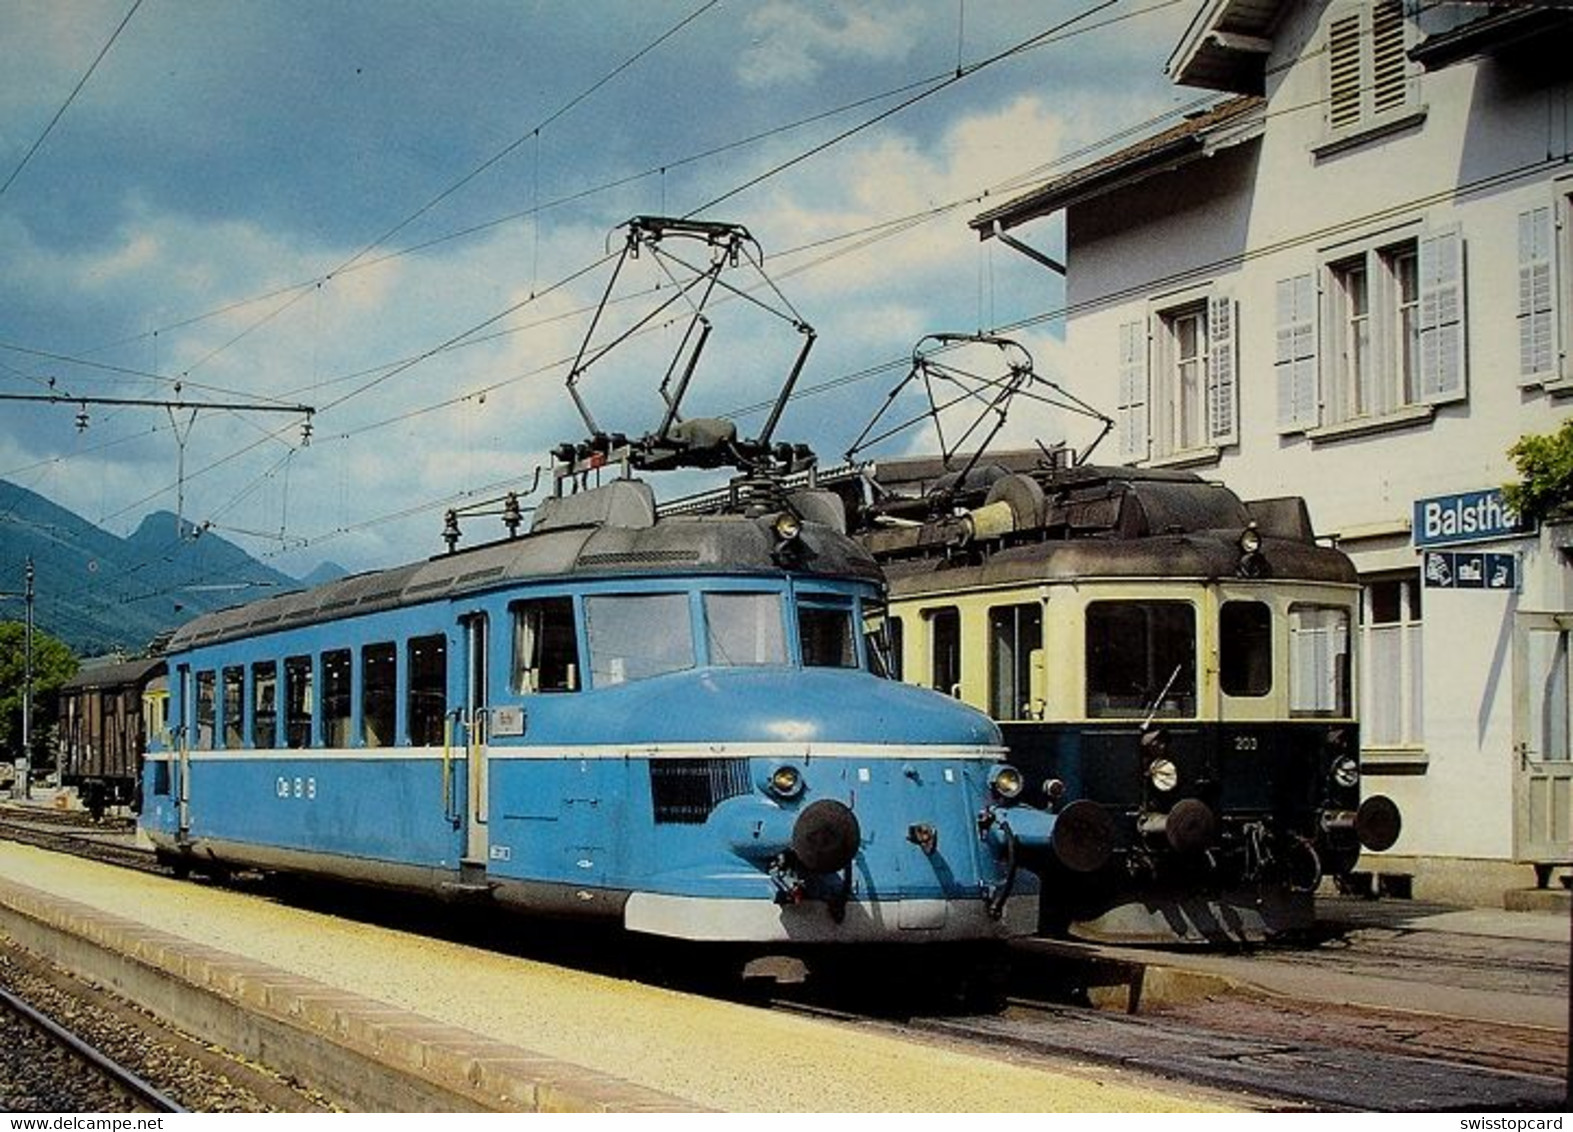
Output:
(0, 481), (328, 658)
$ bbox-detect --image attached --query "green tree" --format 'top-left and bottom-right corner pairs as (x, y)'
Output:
(1504, 420), (1573, 526)
(0, 621), (78, 766)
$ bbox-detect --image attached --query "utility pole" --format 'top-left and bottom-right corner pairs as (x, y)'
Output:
(1, 559), (34, 801)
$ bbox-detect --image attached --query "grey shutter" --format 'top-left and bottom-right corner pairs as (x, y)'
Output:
(1117, 319), (1149, 463)
(1518, 206), (1556, 384)
(1206, 292), (1238, 445)
(1275, 275), (1319, 430)
(1418, 225), (1466, 404)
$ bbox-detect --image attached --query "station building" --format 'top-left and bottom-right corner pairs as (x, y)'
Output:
(972, 0), (1573, 903)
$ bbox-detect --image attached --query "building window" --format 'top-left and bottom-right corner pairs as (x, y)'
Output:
(1326, 1), (1412, 136)
(1120, 292), (1236, 462)
(1278, 226), (1465, 433)
(1361, 575), (1423, 747)
(1328, 241), (1417, 420)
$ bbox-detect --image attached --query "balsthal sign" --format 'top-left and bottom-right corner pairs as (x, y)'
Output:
(1412, 488), (1531, 550)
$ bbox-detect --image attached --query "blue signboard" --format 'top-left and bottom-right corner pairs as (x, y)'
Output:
(1422, 550), (1517, 591)
(1413, 488), (1529, 548)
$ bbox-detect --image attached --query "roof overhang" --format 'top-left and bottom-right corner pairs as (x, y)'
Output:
(1409, 5), (1573, 71)
(970, 96), (1265, 238)
(1166, 0), (1286, 93)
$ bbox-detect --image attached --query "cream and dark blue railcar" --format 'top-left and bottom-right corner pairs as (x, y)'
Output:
(142, 479), (1061, 947)
(850, 457), (1401, 944)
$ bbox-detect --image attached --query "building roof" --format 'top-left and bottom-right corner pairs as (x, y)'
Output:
(1409, 5), (1573, 71)
(1166, 0), (1286, 93)
(970, 95), (1264, 237)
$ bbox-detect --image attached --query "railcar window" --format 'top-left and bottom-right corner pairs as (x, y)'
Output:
(195, 671), (215, 749)
(865, 612), (902, 680)
(799, 601), (858, 668)
(704, 592), (786, 666)
(252, 662), (277, 749)
(585, 593), (695, 686)
(928, 607), (961, 695)
(284, 656), (313, 749)
(322, 649), (352, 748)
(1086, 601), (1196, 719)
(362, 642), (396, 748)
(989, 604), (1042, 720)
(1221, 601), (1273, 697)
(1290, 604), (1352, 718)
(512, 597), (579, 693)
(407, 635), (447, 745)
(222, 667), (245, 748)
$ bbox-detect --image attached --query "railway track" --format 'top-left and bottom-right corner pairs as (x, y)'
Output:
(0, 802), (1565, 1113)
(0, 978), (185, 1113)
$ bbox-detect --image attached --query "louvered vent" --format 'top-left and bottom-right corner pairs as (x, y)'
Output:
(650, 758), (752, 824)
(1327, 13), (1362, 130)
(1370, 2), (1408, 115)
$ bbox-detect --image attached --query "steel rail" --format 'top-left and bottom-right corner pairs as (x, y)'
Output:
(0, 982), (187, 1112)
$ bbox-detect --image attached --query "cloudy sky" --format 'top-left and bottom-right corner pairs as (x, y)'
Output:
(0, 0), (1201, 578)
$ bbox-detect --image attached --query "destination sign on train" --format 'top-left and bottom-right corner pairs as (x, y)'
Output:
(1412, 488), (1530, 548)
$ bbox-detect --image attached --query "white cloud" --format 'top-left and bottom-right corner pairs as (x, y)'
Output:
(736, 1), (922, 89)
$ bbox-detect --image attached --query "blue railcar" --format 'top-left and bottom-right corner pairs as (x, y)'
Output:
(143, 479), (1091, 946)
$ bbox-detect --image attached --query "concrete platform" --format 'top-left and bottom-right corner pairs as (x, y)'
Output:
(0, 841), (1233, 1113)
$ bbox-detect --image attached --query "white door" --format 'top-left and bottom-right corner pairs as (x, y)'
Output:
(1513, 611), (1573, 879)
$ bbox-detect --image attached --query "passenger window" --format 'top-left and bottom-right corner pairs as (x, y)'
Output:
(989, 604), (1042, 720)
(1290, 604), (1351, 717)
(799, 601), (858, 668)
(284, 655), (314, 749)
(252, 661), (277, 749)
(585, 594), (695, 686)
(195, 671), (215, 749)
(222, 666), (245, 748)
(1086, 601), (1196, 719)
(1221, 601), (1273, 697)
(322, 649), (352, 747)
(704, 592), (786, 666)
(407, 635), (447, 745)
(362, 642), (397, 748)
(928, 607), (961, 695)
(513, 597), (580, 692)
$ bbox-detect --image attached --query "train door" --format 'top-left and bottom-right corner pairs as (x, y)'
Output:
(175, 665), (192, 838)
(1513, 611), (1573, 882)
(460, 613), (491, 868)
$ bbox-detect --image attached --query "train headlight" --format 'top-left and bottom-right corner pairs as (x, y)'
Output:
(766, 763), (805, 799)
(1147, 757), (1179, 793)
(1239, 523), (1262, 555)
(773, 512), (803, 542)
(989, 764), (1025, 801)
(1331, 755), (1360, 789)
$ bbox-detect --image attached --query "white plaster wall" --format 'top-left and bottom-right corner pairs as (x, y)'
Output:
(1052, 1), (1573, 864)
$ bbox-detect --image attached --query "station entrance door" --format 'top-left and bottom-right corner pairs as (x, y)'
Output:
(1513, 611), (1573, 884)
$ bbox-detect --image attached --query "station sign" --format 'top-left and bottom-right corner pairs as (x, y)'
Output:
(1413, 488), (1529, 549)
(1422, 550), (1517, 591)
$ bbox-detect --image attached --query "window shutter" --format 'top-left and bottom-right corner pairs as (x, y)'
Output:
(1418, 225), (1466, 404)
(1327, 9), (1364, 131)
(1206, 293), (1238, 445)
(1518, 206), (1556, 384)
(1117, 319), (1149, 463)
(1370, 2), (1409, 116)
(1275, 274), (1320, 431)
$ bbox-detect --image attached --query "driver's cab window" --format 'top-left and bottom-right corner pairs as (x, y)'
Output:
(513, 597), (580, 693)
(799, 598), (859, 668)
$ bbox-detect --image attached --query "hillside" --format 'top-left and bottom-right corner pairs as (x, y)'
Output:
(0, 481), (341, 657)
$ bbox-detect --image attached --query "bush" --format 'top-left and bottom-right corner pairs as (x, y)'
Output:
(1504, 420), (1573, 526)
